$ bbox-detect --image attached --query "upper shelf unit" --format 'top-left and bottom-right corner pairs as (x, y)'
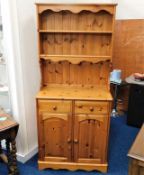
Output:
(38, 10), (113, 33)
(37, 4), (116, 64)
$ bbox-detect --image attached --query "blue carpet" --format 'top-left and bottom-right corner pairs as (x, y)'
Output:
(0, 115), (139, 175)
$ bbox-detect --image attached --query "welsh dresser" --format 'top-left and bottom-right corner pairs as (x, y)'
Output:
(36, 3), (116, 172)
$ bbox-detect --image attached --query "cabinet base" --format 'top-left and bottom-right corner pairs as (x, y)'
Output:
(38, 160), (108, 173)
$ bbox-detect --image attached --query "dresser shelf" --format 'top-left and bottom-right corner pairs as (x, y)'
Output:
(39, 55), (111, 64)
(39, 30), (113, 34)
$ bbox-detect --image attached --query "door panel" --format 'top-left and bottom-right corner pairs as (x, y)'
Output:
(42, 112), (72, 162)
(74, 114), (109, 164)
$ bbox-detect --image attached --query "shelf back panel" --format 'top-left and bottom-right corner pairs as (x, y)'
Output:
(39, 10), (113, 32)
(41, 61), (110, 88)
(40, 33), (112, 56)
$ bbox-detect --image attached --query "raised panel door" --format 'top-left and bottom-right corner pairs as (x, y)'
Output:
(74, 114), (109, 164)
(39, 112), (72, 162)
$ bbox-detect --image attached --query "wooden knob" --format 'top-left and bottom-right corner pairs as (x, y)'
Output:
(67, 138), (71, 143)
(74, 139), (78, 144)
(79, 105), (83, 108)
(89, 107), (94, 112)
(99, 107), (103, 111)
(53, 106), (57, 111)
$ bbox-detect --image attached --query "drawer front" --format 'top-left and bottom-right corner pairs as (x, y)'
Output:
(75, 101), (108, 114)
(38, 100), (71, 113)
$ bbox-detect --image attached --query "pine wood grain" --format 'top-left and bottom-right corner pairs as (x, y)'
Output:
(36, 85), (112, 101)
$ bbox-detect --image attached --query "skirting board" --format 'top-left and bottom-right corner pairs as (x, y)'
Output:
(16, 146), (38, 163)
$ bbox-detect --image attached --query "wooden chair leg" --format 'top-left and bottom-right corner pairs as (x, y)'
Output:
(11, 140), (19, 175)
(0, 141), (2, 154)
(0, 140), (8, 163)
(6, 139), (13, 174)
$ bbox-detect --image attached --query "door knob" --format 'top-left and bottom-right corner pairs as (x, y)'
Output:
(67, 138), (71, 143)
(74, 139), (78, 144)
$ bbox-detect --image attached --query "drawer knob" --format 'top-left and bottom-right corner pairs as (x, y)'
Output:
(89, 107), (94, 112)
(53, 106), (57, 111)
(99, 107), (103, 111)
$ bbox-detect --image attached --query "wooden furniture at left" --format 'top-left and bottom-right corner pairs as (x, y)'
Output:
(0, 114), (19, 175)
(128, 124), (144, 175)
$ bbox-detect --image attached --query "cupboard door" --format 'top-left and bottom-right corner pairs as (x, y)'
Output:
(74, 114), (109, 164)
(40, 112), (72, 162)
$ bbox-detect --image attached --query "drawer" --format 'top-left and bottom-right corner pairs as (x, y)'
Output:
(75, 101), (108, 114)
(38, 100), (71, 113)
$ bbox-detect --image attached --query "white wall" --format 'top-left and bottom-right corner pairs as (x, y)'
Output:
(1, 0), (40, 162)
(1, 0), (144, 163)
(16, 0), (40, 158)
(115, 0), (144, 19)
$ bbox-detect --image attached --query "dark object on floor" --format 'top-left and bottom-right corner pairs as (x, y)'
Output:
(0, 114), (19, 175)
(127, 84), (144, 128)
(111, 81), (129, 117)
(128, 124), (144, 175)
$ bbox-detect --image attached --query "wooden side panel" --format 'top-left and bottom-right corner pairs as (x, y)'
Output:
(74, 114), (109, 163)
(113, 20), (144, 79)
(113, 20), (144, 111)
